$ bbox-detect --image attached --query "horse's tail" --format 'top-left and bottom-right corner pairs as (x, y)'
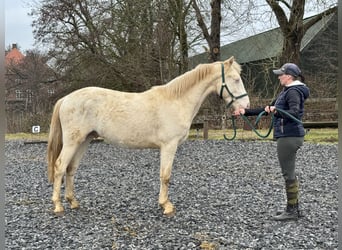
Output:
(47, 98), (64, 184)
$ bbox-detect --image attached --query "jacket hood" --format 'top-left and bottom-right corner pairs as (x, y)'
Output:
(286, 81), (310, 100)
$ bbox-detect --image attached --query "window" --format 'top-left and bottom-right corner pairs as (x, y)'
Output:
(15, 90), (23, 99)
(48, 89), (55, 96)
(15, 78), (21, 84)
(26, 89), (33, 103)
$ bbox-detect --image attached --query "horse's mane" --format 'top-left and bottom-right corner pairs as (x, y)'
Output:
(151, 63), (213, 99)
(151, 61), (241, 99)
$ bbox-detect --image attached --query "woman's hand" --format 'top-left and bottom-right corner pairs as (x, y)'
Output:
(232, 108), (245, 116)
(265, 106), (276, 113)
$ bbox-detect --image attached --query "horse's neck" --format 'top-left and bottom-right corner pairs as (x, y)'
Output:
(183, 80), (216, 122)
(153, 66), (219, 123)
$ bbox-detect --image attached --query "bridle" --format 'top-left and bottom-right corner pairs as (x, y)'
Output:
(219, 63), (248, 109)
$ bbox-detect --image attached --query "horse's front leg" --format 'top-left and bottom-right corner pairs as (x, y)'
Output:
(159, 143), (178, 216)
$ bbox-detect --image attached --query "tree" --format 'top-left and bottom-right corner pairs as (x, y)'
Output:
(31, 0), (183, 92)
(192, 0), (222, 62)
(5, 48), (61, 132)
(167, 0), (192, 73)
(266, 0), (337, 65)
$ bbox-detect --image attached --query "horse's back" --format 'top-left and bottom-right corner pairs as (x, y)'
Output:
(58, 87), (188, 148)
(59, 86), (146, 128)
(64, 86), (131, 102)
(61, 87), (139, 113)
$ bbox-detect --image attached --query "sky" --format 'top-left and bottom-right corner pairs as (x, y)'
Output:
(5, 0), (35, 52)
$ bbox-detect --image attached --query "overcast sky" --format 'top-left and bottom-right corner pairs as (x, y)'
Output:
(5, 0), (35, 52)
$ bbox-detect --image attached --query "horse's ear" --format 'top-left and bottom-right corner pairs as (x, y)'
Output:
(224, 56), (235, 68)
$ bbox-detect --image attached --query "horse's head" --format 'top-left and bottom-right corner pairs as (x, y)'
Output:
(215, 56), (250, 111)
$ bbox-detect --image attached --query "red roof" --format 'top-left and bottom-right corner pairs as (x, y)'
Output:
(6, 44), (24, 66)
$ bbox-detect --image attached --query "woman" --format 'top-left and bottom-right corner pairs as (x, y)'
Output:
(233, 63), (310, 221)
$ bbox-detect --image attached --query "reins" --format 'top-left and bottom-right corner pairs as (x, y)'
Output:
(223, 108), (303, 140)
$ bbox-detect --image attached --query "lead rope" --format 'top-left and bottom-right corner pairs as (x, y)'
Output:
(223, 83), (284, 140)
(240, 111), (273, 138)
(223, 108), (303, 140)
(222, 115), (237, 140)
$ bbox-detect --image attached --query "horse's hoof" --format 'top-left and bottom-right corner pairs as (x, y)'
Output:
(70, 204), (80, 209)
(54, 211), (65, 217)
(54, 205), (65, 214)
(162, 203), (176, 217)
(70, 201), (80, 209)
(164, 209), (176, 217)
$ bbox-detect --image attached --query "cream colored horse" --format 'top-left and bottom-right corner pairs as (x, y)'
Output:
(47, 56), (250, 216)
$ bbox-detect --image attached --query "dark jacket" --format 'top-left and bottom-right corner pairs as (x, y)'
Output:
(245, 81), (310, 139)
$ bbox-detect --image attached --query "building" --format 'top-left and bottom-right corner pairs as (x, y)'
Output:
(5, 44), (62, 132)
(5, 44), (29, 127)
(190, 13), (338, 99)
(189, 13), (337, 127)
(5, 43), (24, 65)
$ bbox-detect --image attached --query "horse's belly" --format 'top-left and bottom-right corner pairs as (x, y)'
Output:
(102, 131), (160, 149)
(109, 139), (159, 149)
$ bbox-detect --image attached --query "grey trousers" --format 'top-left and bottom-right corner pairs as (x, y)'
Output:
(276, 137), (304, 181)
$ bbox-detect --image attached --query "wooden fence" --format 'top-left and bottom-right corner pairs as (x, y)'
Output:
(191, 98), (337, 138)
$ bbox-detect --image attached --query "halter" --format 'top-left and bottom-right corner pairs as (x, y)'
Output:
(219, 63), (248, 109)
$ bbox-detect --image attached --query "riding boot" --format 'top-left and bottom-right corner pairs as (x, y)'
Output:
(273, 178), (300, 221)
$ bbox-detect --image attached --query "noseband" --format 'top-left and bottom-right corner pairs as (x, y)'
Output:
(219, 63), (248, 109)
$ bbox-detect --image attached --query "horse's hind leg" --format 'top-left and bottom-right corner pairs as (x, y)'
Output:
(52, 143), (80, 214)
(65, 139), (91, 209)
(159, 143), (178, 216)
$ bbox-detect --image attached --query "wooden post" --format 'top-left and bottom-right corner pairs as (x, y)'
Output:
(203, 109), (209, 140)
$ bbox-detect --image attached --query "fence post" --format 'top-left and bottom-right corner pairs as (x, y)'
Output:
(203, 109), (209, 140)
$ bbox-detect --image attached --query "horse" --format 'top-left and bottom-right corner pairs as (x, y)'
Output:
(47, 56), (250, 216)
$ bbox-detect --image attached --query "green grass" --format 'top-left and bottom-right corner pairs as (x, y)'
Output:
(5, 133), (49, 141)
(5, 128), (338, 144)
(302, 128), (338, 144)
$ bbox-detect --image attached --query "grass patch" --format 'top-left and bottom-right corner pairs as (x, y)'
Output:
(303, 128), (338, 144)
(5, 133), (48, 141)
(5, 128), (338, 144)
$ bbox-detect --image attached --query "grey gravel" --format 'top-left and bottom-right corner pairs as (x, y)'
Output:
(5, 139), (338, 249)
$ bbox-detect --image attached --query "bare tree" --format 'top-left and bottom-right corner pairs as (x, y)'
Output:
(266, 0), (337, 65)
(30, 0), (337, 95)
(192, 0), (222, 62)
(5, 49), (61, 132)
(167, 0), (194, 74)
(31, 0), (186, 92)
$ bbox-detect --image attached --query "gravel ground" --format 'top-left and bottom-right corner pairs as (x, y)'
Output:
(5, 139), (338, 249)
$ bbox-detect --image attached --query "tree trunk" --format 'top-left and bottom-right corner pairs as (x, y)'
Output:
(209, 0), (221, 62)
(266, 0), (304, 65)
(281, 25), (304, 65)
(192, 0), (221, 62)
(266, 0), (337, 66)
